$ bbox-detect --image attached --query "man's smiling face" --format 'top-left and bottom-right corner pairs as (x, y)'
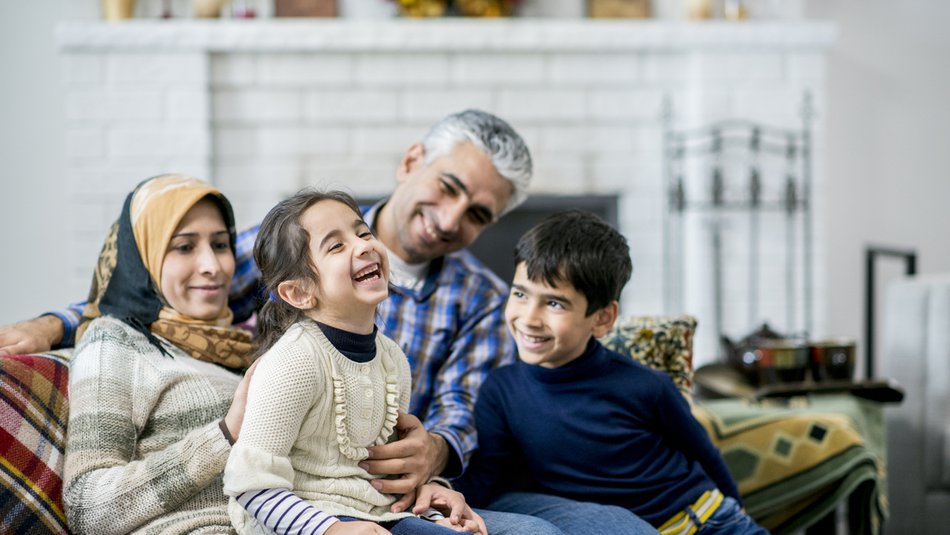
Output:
(381, 141), (512, 264)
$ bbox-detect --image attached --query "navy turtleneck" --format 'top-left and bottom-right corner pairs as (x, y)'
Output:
(454, 338), (740, 527)
(316, 322), (377, 363)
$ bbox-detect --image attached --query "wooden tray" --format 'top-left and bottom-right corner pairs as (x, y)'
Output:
(755, 378), (905, 404)
(694, 363), (904, 404)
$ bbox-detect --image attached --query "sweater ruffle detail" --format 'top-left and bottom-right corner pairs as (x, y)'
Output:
(377, 376), (400, 446)
(332, 376), (367, 461)
(332, 372), (402, 461)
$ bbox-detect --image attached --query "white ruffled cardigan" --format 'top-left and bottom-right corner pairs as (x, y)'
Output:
(223, 320), (412, 532)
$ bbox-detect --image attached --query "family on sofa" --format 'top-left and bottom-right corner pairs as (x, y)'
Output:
(0, 109), (765, 535)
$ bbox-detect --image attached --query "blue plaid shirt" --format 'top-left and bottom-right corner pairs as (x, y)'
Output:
(56, 201), (515, 474)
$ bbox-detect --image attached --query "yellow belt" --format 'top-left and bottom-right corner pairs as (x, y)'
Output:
(657, 489), (725, 535)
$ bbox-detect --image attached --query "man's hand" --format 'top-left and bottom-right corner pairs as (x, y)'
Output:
(361, 413), (449, 513)
(0, 315), (65, 356)
(223, 359), (261, 442)
(414, 483), (486, 534)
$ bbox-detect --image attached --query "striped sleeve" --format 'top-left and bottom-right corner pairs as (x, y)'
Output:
(237, 489), (338, 535)
(45, 305), (84, 348)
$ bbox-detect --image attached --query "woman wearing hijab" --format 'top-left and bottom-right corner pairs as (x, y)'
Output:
(64, 175), (255, 534)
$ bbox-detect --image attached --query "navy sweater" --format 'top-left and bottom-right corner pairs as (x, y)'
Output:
(454, 338), (740, 527)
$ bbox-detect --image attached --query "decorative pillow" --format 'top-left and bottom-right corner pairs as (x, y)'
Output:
(0, 352), (71, 535)
(599, 315), (697, 398)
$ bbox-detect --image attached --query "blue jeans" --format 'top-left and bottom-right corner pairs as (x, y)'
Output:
(342, 516), (457, 535)
(341, 516), (468, 535)
(694, 496), (768, 535)
(341, 510), (563, 535)
(386, 516), (463, 535)
(487, 492), (657, 535)
(477, 508), (565, 535)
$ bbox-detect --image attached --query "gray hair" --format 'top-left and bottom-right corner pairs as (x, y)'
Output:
(421, 109), (533, 216)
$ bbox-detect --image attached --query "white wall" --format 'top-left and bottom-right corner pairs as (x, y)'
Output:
(805, 0), (950, 377)
(0, 3), (95, 324)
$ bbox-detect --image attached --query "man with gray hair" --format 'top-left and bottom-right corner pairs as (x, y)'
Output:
(1, 109), (650, 534)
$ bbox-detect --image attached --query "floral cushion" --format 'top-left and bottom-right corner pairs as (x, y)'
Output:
(599, 315), (697, 398)
(0, 352), (71, 534)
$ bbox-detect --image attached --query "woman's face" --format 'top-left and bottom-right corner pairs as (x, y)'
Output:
(160, 198), (234, 320)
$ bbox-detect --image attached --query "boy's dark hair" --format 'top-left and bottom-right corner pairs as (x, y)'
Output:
(514, 209), (632, 316)
(252, 188), (363, 358)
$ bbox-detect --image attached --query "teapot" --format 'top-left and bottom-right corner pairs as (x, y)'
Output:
(720, 323), (809, 386)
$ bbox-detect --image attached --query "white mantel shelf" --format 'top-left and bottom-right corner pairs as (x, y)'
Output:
(56, 19), (836, 52)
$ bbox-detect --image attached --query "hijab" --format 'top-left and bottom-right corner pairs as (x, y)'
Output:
(76, 174), (253, 370)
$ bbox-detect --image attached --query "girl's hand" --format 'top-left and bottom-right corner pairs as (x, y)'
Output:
(413, 483), (487, 534)
(326, 520), (392, 535)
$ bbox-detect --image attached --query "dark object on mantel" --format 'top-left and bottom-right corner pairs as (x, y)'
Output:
(275, 0), (337, 17)
(588, 0), (650, 18)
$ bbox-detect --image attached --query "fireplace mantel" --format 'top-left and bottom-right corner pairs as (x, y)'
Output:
(56, 19), (835, 52)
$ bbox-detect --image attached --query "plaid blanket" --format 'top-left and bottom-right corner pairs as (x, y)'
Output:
(1, 352), (71, 535)
(696, 395), (886, 535)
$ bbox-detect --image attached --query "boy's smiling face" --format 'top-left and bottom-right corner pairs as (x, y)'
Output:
(505, 263), (617, 369)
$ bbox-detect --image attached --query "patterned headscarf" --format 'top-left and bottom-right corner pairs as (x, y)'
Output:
(76, 174), (253, 370)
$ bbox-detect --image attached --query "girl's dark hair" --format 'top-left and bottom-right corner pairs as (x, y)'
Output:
(514, 209), (632, 316)
(252, 188), (363, 357)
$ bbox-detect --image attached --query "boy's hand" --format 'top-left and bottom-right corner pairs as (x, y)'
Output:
(326, 520), (391, 535)
(361, 413), (449, 513)
(413, 483), (487, 534)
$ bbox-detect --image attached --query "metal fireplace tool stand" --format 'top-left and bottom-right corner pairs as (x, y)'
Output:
(662, 94), (814, 345)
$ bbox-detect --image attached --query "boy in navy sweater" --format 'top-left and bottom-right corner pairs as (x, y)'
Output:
(455, 210), (767, 534)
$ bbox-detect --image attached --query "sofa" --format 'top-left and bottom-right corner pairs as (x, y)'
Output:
(1, 315), (887, 534)
(882, 274), (950, 533)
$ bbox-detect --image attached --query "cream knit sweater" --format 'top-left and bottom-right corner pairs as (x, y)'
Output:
(223, 320), (413, 533)
(64, 316), (239, 535)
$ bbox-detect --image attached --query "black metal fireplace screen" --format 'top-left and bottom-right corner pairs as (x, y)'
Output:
(662, 93), (815, 349)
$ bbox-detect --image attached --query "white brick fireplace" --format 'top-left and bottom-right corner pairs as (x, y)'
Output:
(56, 19), (835, 363)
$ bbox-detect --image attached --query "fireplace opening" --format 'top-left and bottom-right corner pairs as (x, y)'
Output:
(363, 195), (619, 284)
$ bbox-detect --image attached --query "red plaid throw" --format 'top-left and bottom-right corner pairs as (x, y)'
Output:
(1, 353), (70, 534)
